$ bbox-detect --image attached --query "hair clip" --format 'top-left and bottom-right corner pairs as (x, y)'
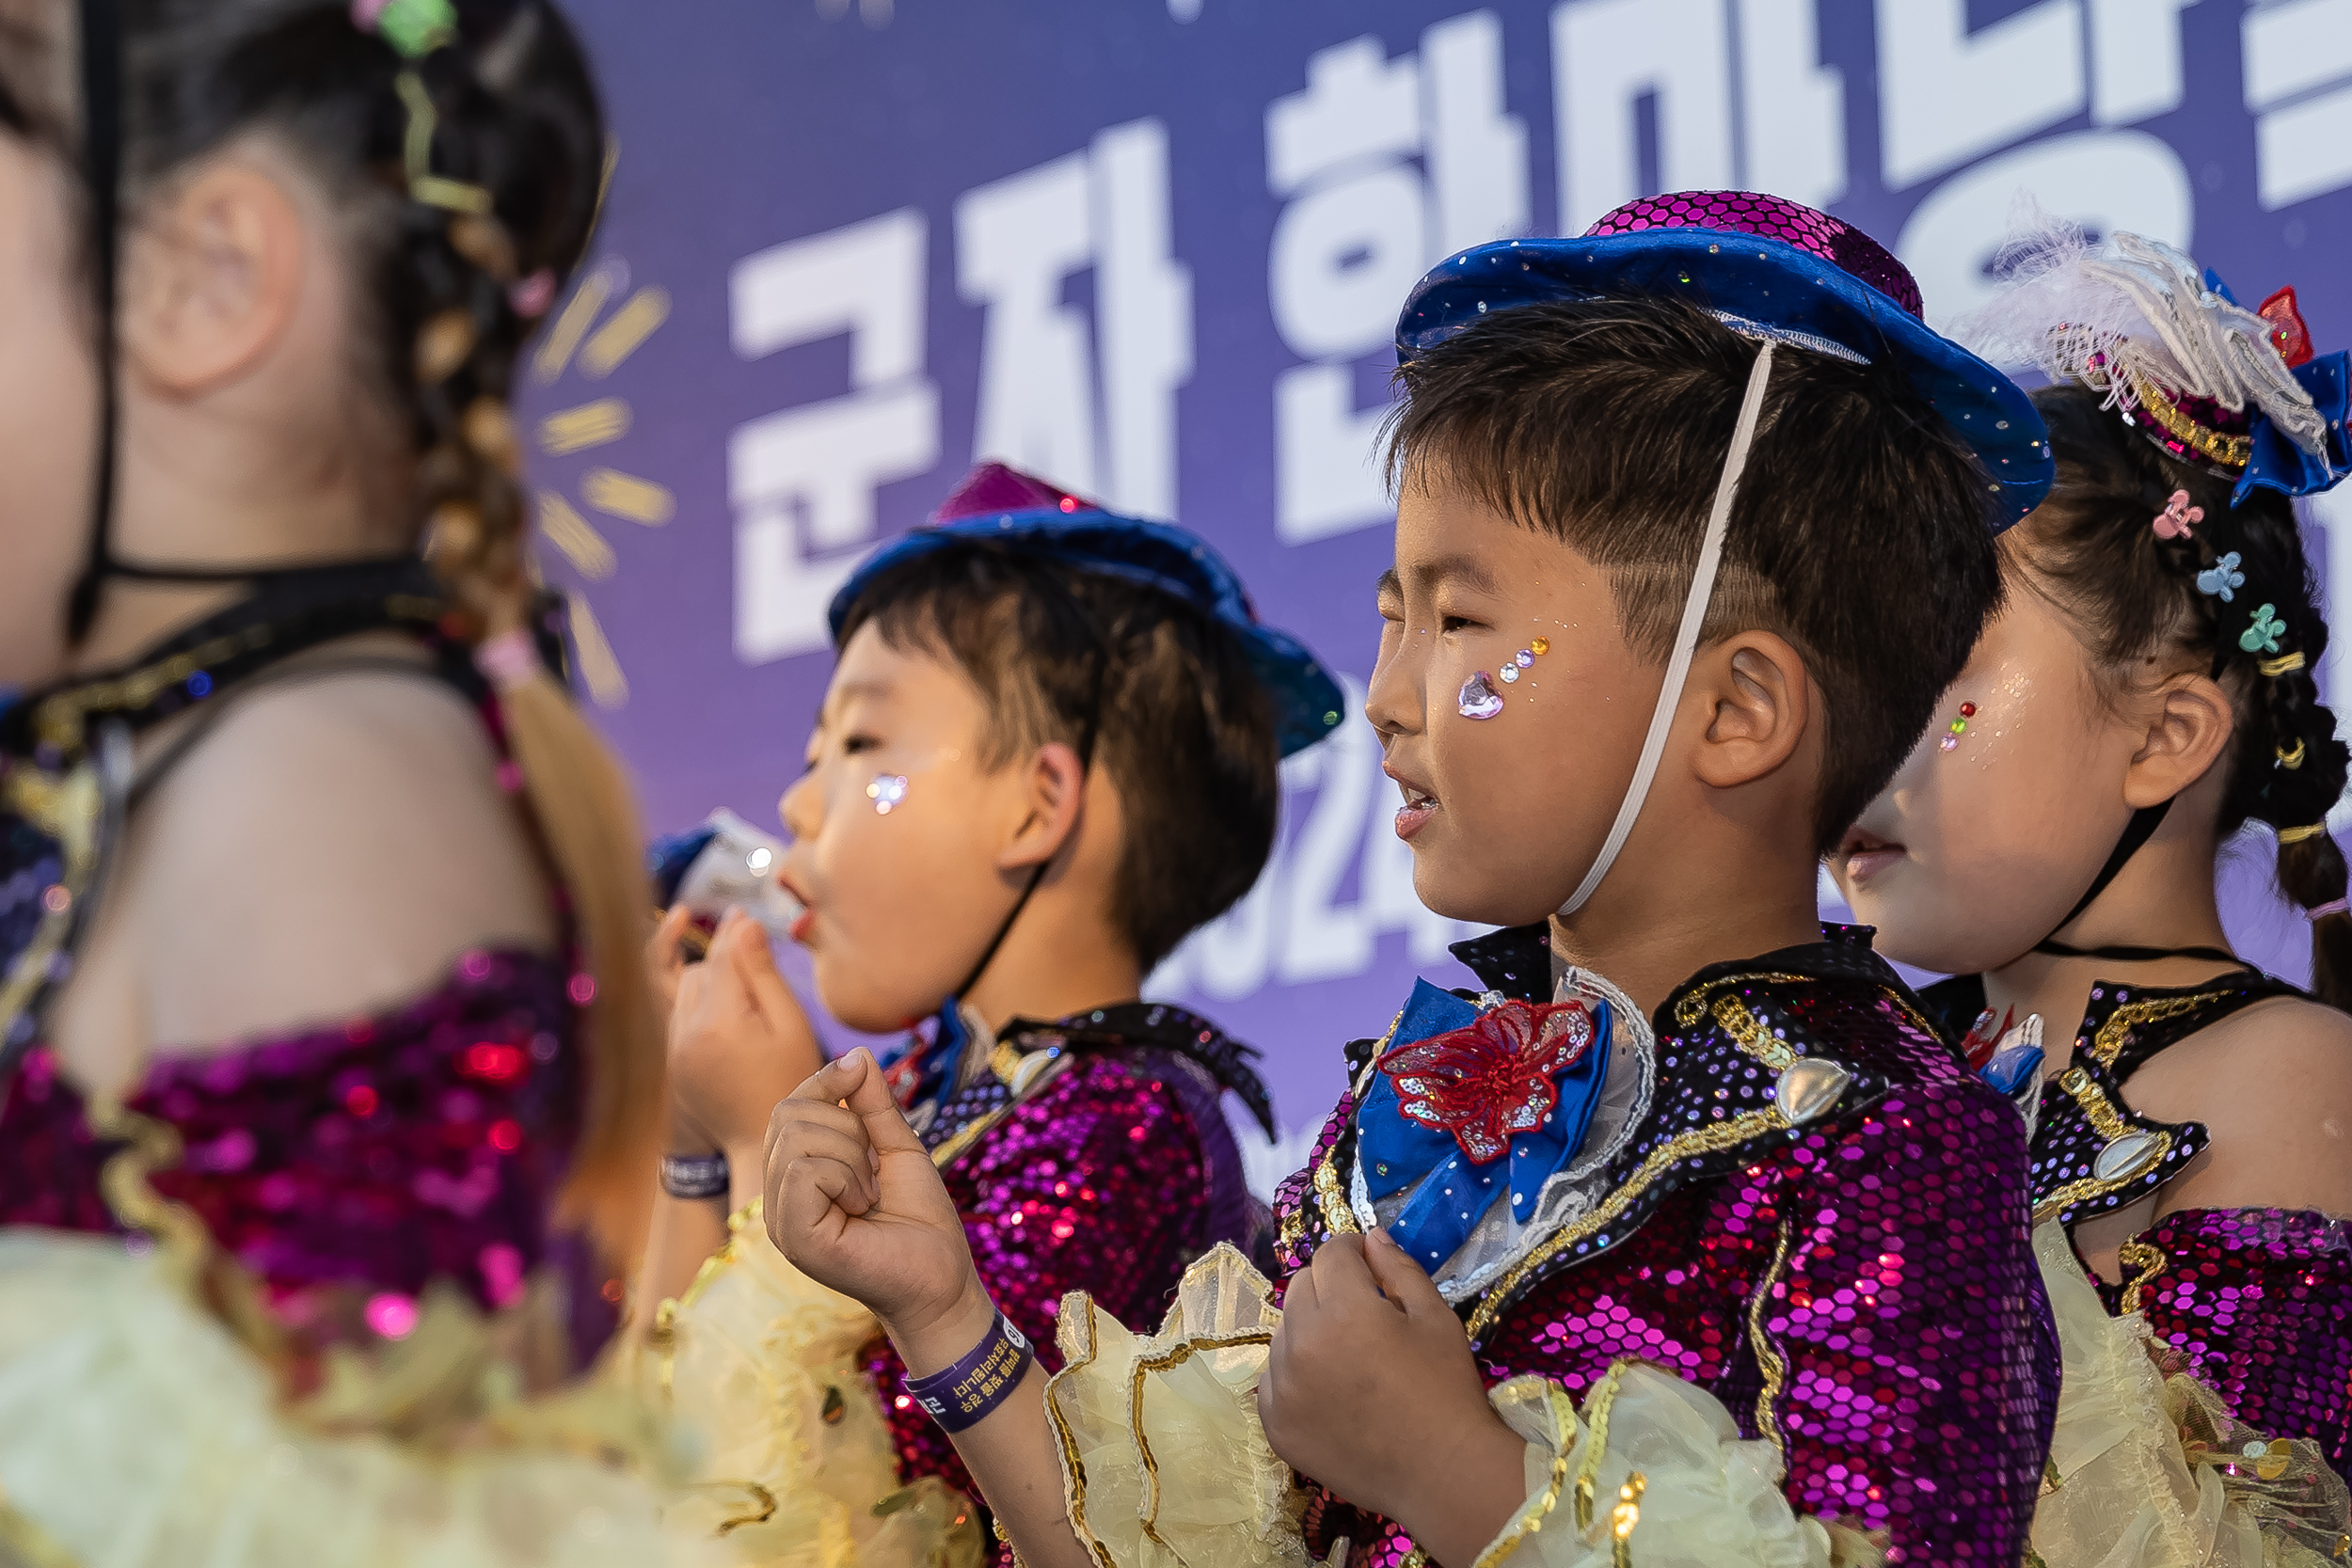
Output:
(392, 72), (493, 214)
(352, 0), (456, 59)
(2277, 738), (2308, 769)
(2239, 603), (2284, 655)
(2196, 551), (2244, 602)
(2279, 821), (2331, 846)
(2258, 650), (2306, 678)
(509, 270), (558, 319)
(2153, 490), (2203, 539)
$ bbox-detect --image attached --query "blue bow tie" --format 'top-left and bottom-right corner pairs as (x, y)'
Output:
(1355, 979), (1613, 1274)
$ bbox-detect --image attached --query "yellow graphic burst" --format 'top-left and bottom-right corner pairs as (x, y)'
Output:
(529, 203), (678, 708)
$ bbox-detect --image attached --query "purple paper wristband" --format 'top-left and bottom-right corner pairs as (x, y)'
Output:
(902, 1309), (1034, 1433)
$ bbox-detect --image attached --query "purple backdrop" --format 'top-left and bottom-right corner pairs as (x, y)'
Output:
(516, 0), (2352, 1175)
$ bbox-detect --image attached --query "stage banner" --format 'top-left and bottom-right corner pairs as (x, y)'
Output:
(523, 0), (2352, 1173)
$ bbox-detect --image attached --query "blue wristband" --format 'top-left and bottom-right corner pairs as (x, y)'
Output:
(902, 1310), (1034, 1433)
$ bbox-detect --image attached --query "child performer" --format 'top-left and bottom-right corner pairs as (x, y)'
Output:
(632, 461), (1343, 1565)
(1834, 225), (2352, 1559)
(0, 0), (687, 1559)
(762, 194), (2060, 1568)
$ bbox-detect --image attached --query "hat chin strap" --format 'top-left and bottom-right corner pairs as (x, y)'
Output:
(1557, 341), (1777, 919)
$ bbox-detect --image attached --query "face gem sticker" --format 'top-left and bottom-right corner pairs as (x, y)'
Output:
(1457, 671), (1504, 720)
(866, 774), (910, 815)
(1500, 663), (1520, 683)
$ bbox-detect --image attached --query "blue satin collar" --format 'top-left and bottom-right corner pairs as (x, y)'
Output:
(1354, 979), (1613, 1273)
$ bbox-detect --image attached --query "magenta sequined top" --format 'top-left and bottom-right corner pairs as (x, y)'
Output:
(861, 1002), (1270, 1513)
(1930, 970), (2352, 1475)
(1278, 927), (2057, 1568)
(0, 946), (608, 1349)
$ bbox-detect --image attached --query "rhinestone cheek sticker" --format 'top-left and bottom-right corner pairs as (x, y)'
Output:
(1458, 671), (1505, 720)
(866, 773), (910, 815)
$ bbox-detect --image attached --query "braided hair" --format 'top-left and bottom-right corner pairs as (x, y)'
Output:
(46, 0), (659, 1256)
(2018, 384), (2352, 1006)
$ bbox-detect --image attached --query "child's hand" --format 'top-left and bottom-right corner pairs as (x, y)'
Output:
(665, 910), (823, 1159)
(1259, 1230), (1528, 1565)
(763, 1049), (995, 1372)
(646, 903), (695, 1015)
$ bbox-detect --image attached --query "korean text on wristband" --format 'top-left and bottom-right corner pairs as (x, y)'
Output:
(902, 1308), (1034, 1433)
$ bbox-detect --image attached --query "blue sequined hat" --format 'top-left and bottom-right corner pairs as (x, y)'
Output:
(1396, 190), (2055, 527)
(829, 463), (1345, 758)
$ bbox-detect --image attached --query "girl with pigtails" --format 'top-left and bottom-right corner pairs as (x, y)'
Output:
(0, 0), (694, 1559)
(1834, 224), (2352, 1564)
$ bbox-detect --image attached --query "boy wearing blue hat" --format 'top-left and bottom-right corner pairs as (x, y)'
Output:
(761, 195), (2058, 1568)
(634, 460), (1343, 1564)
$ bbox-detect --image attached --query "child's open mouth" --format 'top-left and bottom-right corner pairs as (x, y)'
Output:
(1836, 828), (1904, 886)
(1393, 780), (1438, 841)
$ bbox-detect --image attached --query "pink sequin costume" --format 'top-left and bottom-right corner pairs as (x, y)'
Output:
(866, 1000), (1272, 1511)
(1278, 926), (2058, 1568)
(0, 945), (607, 1346)
(1930, 970), (2352, 1476)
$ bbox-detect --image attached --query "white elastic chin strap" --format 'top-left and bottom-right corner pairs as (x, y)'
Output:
(1558, 341), (1777, 918)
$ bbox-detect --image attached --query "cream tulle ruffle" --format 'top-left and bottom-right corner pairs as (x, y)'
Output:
(0, 1227), (706, 1568)
(1041, 1243), (1881, 1568)
(2026, 1219), (2350, 1568)
(625, 1200), (983, 1568)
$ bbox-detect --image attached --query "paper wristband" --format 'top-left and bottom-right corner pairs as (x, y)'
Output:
(902, 1310), (1034, 1433)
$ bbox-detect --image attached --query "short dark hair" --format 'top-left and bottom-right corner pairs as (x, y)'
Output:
(837, 546), (1279, 971)
(2013, 383), (2351, 1006)
(1386, 294), (2005, 850)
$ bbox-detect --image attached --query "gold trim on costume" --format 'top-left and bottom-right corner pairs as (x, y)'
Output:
(2090, 991), (2236, 1069)
(2117, 1237), (2169, 1316)
(1470, 1380), (1580, 1568)
(2034, 1069), (2175, 1223)
(1746, 1214), (1797, 1467)
(2123, 366), (2253, 469)
(1129, 1331), (1278, 1552)
(1041, 1295), (1120, 1568)
(927, 1050), (1075, 1170)
(1571, 1363), (1634, 1531)
(1467, 1104), (1793, 1338)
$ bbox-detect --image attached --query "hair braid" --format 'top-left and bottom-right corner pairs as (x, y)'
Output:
(2022, 384), (2352, 1006)
(105, 0), (661, 1260)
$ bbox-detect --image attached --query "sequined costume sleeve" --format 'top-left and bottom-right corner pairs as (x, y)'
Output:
(2026, 1219), (2352, 1568)
(1704, 1050), (2051, 1553)
(871, 1049), (1218, 1500)
(2118, 1207), (2352, 1476)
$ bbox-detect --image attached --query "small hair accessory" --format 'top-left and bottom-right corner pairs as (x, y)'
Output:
(2197, 551), (2245, 601)
(2239, 603), (2284, 655)
(1457, 671), (1505, 721)
(2309, 897), (2349, 920)
(2279, 821), (2331, 846)
(472, 627), (542, 693)
(2278, 738), (2308, 769)
(508, 269), (558, 319)
(353, 0), (456, 59)
(2152, 490), (2203, 539)
(2258, 651), (2306, 678)
(866, 774), (909, 815)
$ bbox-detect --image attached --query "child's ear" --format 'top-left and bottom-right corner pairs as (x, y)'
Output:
(2124, 673), (2234, 808)
(121, 155), (307, 398)
(999, 740), (1089, 873)
(1691, 631), (1812, 790)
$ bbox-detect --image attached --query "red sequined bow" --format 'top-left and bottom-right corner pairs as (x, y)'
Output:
(2260, 286), (2314, 370)
(1377, 999), (1597, 1164)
